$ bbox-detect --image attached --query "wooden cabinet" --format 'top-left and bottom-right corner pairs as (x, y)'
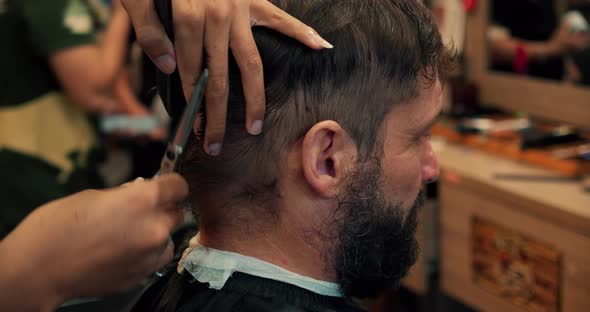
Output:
(438, 143), (590, 312)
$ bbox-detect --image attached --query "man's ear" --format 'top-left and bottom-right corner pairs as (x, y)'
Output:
(301, 120), (357, 198)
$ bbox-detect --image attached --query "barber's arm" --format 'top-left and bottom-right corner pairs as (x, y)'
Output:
(121, 0), (333, 155)
(488, 23), (590, 63)
(112, 69), (168, 140)
(113, 69), (149, 116)
(0, 174), (188, 312)
(49, 0), (132, 113)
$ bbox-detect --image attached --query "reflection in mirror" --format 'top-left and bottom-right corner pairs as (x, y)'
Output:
(487, 0), (590, 86)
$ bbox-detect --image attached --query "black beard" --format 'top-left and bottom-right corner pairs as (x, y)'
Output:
(329, 161), (422, 299)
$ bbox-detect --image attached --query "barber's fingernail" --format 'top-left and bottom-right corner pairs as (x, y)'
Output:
(249, 120), (263, 135)
(207, 143), (222, 156)
(309, 30), (333, 49)
(120, 177), (144, 187)
(319, 38), (334, 49)
(155, 54), (176, 74)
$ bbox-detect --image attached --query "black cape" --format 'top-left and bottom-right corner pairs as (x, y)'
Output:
(131, 271), (365, 312)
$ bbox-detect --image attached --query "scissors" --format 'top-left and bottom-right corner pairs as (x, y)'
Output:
(149, 68), (208, 279)
(156, 68), (209, 177)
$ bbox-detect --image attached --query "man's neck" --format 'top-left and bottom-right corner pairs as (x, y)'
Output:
(196, 198), (336, 283)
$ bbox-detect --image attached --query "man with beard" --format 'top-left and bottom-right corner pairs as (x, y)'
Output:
(133, 0), (453, 311)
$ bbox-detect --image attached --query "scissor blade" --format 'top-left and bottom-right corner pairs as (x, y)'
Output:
(171, 68), (209, 149)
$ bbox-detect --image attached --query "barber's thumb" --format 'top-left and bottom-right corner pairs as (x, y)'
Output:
(121, 0), (176, 74)
(152, 53), (176, 75)
(137, 26), (176, 74)
(121, 177), (145, 188)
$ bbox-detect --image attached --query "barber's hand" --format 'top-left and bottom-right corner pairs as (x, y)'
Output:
(565, 31), (590, 51)
(121, 0), (332, 155)
(548, 25), (590, 56)
(0, 174), (188, 310)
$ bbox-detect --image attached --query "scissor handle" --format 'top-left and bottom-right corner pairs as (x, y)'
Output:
(156, 143), (183, 176)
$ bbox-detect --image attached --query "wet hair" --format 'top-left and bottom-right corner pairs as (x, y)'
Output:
(181, 0), (454, 209)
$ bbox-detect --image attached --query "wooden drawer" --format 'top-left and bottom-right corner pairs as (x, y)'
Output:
(440, 173), (590, 312)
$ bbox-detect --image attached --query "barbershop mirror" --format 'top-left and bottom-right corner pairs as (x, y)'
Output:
(465, 0), (590, 128)
(487, 0), (590, 85)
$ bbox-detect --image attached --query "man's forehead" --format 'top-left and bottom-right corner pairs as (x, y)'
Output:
(388, 80), (443, 128)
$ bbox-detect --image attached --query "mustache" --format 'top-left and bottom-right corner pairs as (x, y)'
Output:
(404, 189), (425, 224)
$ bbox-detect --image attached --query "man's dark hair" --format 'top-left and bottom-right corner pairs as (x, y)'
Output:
(141, 1), (454, 310)
(181, 0), (454, 208)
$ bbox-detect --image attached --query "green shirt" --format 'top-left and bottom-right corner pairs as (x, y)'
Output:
(0, 0), (104, 237)
(0, 0), (97, 106)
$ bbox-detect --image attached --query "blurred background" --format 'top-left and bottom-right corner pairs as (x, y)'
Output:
(376, 1), (590, 311)
(0, 0), (169, 238)
(1, 0), (589, 311)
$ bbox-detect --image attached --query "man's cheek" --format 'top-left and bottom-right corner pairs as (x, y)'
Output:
(381, 167), (418, 201)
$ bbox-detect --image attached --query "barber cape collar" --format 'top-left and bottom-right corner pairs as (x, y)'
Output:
(181, 244), (343, 297)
